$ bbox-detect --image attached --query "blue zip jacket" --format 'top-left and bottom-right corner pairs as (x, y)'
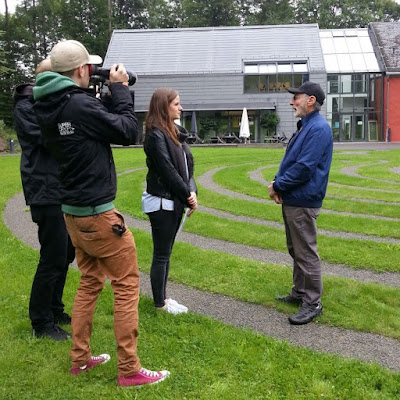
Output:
(273, 110), (333, 208)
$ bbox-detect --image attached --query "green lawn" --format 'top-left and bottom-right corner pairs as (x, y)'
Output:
(1, 149), (400, 399)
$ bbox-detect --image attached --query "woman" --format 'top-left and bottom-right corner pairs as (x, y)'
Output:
(142, 88), (197, 314)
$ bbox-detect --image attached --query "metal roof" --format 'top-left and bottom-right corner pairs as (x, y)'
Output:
(104, 24), (326, 75)
(369, 22), (400, 74)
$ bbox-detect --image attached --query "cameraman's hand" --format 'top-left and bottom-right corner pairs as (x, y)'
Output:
(109, 63), (129, 86)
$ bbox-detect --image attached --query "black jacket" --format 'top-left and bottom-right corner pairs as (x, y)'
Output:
(144, 126), (197, 207)
(34, 81), (138, 208)
(13, 83), (61, 206)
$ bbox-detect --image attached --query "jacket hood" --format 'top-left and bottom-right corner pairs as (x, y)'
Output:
(12, 83), (34, 106)
(33, 71), (77, 100)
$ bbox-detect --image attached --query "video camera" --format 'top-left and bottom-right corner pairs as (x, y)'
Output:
(90, 65), (137, 86)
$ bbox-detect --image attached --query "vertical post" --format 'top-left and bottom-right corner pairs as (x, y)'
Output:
(385, 75), (390, 142)
(108, 0), (112, 36)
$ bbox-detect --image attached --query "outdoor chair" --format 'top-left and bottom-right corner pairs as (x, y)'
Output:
(264, 132), (288, 145)
(222, 132), (241, 143)
(209, 135), (225, 144)
(276, 132), (289, 145)
(186, 134), (197, 144)
(187, 133), (203, 144)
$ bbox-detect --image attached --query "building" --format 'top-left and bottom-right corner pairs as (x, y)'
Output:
(320, 28), (383, 142)
(103, 23), (397, 142)
(369, 22), (400, 142)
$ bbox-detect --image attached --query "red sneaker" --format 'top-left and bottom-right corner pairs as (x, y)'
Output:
(70, 354), (111, 375)
(118, 368), (170, 387)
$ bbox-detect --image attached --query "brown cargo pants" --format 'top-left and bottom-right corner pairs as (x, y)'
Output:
(64, 209), (141, 377)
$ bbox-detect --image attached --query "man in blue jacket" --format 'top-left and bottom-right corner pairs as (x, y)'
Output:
(268, 81), (333, 325)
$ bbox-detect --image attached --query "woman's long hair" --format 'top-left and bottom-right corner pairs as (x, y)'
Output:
(145, 88), (180, 145)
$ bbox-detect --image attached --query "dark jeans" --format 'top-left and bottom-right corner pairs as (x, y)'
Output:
(148, 208), (183, 308)
(29, 205), (75, 331)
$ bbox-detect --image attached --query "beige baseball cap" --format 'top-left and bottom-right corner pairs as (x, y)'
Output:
(50, 40), (103, 72)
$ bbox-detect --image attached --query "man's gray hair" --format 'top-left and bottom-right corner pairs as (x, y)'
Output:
(314, 102), (322, 111)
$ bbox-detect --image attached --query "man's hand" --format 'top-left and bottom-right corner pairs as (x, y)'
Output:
(269, 180), (282, 204)
(268, 181), (276, 198)
(273, 193), (283, 204)
(109, 63), (129, 86)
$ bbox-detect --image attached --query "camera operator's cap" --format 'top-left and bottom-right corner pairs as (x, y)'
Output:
(287, 81), (325, 105)
(50, 40), (102, 72)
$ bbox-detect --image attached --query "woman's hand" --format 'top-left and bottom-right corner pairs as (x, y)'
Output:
(187, 192), (197, 216)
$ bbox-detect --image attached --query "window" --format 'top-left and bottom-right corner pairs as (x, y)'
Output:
(328, 75), (339, 94)
(243, 61), (309, 93)
(341, 75), (352, 93)
(353, 74), (367, 93)
(244, 75), (259, 93)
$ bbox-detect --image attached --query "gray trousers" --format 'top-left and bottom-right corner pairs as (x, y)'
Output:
(282, 205), (322, 306)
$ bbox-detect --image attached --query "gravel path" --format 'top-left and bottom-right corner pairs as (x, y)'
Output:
(249, 165), (400, 206)
(198, 166), (400, 222)
(340, 161), (400, 185)
(3, 191), (400, 372)
(390, 167), (400, 175)
(328, 182), (400, 194)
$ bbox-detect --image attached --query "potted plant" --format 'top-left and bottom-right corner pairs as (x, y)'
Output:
(199, 117), (219, 140)
(261, 112), (280, 138)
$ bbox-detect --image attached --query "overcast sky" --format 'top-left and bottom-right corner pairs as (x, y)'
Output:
(1, 0), (400, 15)
(1, 0), (17, 14)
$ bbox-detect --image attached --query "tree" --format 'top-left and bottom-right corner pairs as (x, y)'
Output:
(261, 111), (280, 136)
(199, 117), (219, 138)
(181, 0), (240, 27)
(249, 0), (295, 26)
(112, 0), (148, 29)
(0, 29), (18, 126)
(295, 0), (400, 28)
(147, 0), (183, 28)
(9, 0), (63, 74)
(60, 0), (111, 58)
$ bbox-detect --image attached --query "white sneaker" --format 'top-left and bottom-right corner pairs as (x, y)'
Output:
(166, 298), (188, 312)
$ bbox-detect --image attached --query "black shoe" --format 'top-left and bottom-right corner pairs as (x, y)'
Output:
(33, 325), (71, 341)
(54, 312), (71, 325)
(288, 303), (323, 325)
(55, 325), (72, 338)
(276, 294), (303, 306)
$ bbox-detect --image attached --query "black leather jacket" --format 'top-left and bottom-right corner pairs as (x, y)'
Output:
(144, 126), (197, 207)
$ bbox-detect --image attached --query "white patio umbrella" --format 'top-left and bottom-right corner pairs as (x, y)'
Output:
(239, 107), (250, 143)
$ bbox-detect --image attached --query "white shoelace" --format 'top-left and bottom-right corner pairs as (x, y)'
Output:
(80, 354), (110, 369)
(79, 356), (102, 369)
(140, 368), (159, 377)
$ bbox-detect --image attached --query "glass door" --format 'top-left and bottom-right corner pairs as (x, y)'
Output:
(340, 114), (366, 141)
(354, 115), (366, 141)
(340, 114), (352, 141)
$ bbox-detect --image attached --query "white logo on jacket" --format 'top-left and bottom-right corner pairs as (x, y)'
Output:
(58, 122), (75, 136)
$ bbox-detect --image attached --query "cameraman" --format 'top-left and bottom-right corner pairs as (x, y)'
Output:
(33, 40), (169, 387)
